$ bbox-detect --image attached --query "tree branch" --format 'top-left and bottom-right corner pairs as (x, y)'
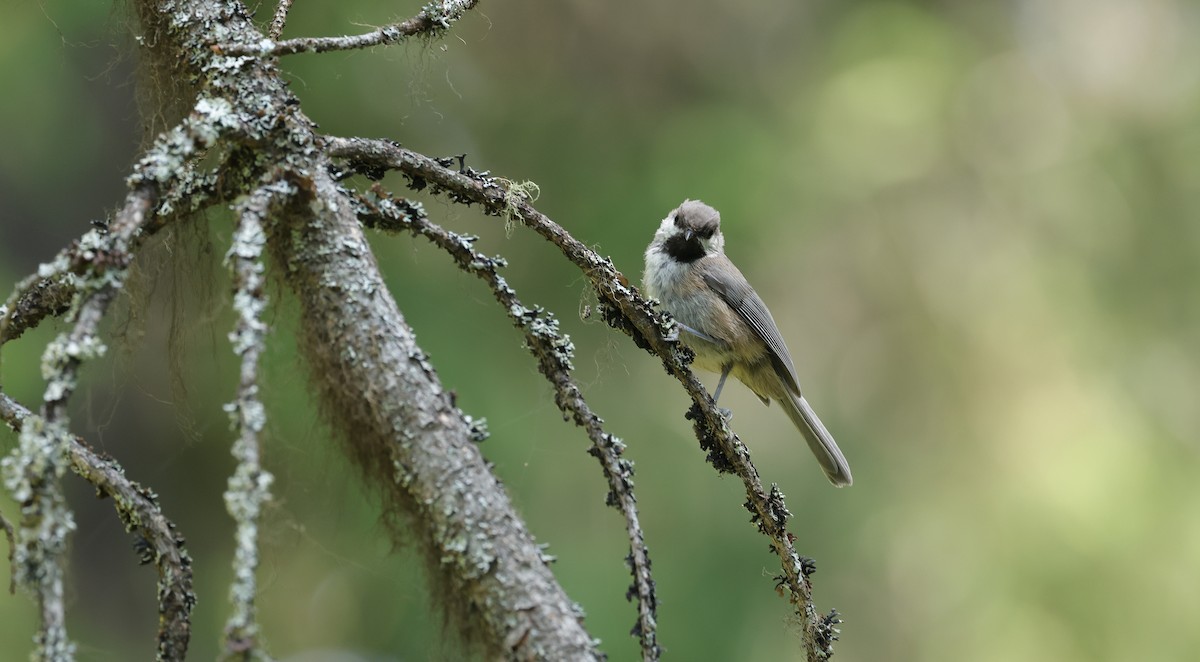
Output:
(0, 505), (12, 595)
(352, 186), (661, 660)
(220, 180), (286, 660)
(266, 0), (293, 40)
(266, 166), (603, 658)
(0, 273), (76, 347)
(217, 0), (479, 57)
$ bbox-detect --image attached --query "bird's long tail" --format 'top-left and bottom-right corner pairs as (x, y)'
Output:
(780, 393), (853, 487)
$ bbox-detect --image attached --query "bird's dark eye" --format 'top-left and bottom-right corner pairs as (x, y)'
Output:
(673, 214), (684, 228)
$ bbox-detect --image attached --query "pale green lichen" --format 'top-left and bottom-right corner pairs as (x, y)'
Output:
(40, 334), (108, 402)
(36, 257), (69, 280)
(496, 179), (540, 238)
(220, 199), (275, 660)
(463, 414), (489, 442)
(75, 228), (109, 258)
(420, 0), (478, 31)
(130, 95), (242, 188)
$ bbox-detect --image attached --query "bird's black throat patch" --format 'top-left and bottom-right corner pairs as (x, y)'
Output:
(663, 234), (706, 263)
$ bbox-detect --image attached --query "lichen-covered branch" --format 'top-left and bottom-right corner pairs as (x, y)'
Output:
(1, 391), (195, 661)
(220, 182), (286, 660)
(218, 0), (479, 57)
(1, 408), (76, 659)
(0, 273), (77, 348)
(267, 166), (602, 659)
(327, 137), (841, 661)
(1, 504), (14, 595)
(266, 0), (293, 40)
(352, 187), (661, 660)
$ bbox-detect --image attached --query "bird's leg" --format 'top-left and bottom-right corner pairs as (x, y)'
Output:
(712, 364), (733, 420)
(671, 321), (734, 419)
(713, 364), (731, 403)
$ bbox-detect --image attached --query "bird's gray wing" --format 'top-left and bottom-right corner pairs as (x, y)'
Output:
(699, 256), (802, 396)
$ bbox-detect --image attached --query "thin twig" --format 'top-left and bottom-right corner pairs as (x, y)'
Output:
(219, 181), (286, 660)
(267, 0), (293, 40)
(40, 187), (156, 423)
(353, 188), (661, 660)
(0, 391), (195, 661)
(0, 272), (77, 347)
(218, 0), (479, 57)
(327, 137), (840, 660)
(0, 504), (14, 595)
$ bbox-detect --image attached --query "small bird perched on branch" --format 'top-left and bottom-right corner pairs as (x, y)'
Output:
(642, 200), (852, 486)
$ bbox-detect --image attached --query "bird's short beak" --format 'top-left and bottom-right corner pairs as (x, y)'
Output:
(684, 229), (694, 242)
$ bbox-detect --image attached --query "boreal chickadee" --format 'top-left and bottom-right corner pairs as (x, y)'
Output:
(643, 200), (852, 486)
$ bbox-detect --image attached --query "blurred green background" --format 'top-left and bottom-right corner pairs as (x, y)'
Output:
(3, 0), (1200, 660)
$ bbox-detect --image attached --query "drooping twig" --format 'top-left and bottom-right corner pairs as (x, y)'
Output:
(0, 498), (13, 595)
(0, 391), (195, 662)
(353, 187), (661, 661)
(220, 181), (287, 660)
(3, 387), (75, 660)
(218, 0), (479, 57)
(0, 272), (77, 348)
(327, 137), (840, 660)
(266, 0), (293, 40)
